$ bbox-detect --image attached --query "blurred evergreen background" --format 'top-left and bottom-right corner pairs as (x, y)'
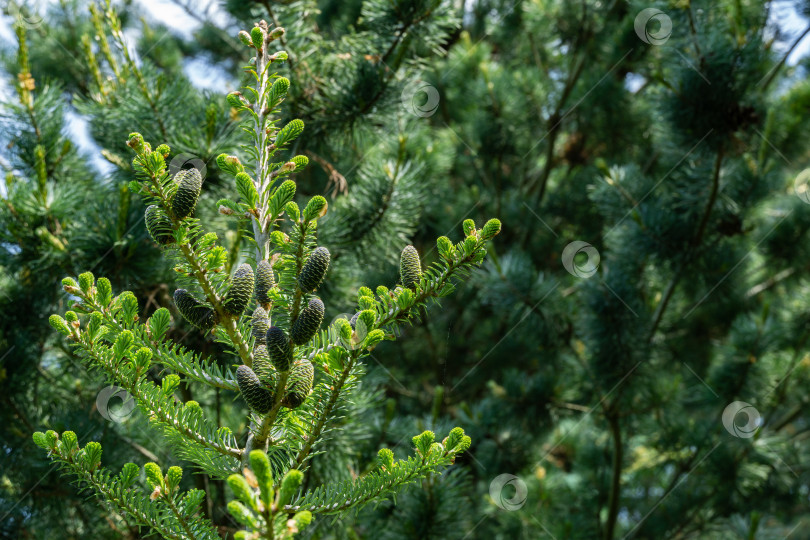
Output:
(1, 0), (809, 538)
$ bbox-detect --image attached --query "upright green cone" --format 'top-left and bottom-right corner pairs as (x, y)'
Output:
(255, 260), (275, 304)
(144, 205), (173, 245)
(174, 289), (216, 331)
(252, 345), (277, 389)
(291, 298), (324, 345)
(236, 365), (273, 414)
(298, 247), (330, 293)
(251, 306), (269, 344)
(171, 168), (203, 219)
(400, 245), (421, 290)
(283, 359), (314, 409)
(223, 263), (254, 316)
(266, 326), (293, 371)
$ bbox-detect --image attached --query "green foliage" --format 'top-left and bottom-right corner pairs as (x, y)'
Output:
(21, 9), (500, 538)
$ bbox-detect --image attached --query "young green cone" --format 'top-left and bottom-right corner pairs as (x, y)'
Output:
(251, 306), (269, 344)
(282, 359), (314, 409)
(223, 263), (254, 316)
(297, 247), (330, 293)
(400, 245), (421, 290)
(252, 345), (277, 389)
(236, 365), (273, 414)
(144, 205), (174, 245)
(290, 298), (324, 345)
(255, 260), (275, 304)
(265, 326), (293, 371)
(171, 168), (203, 219)
(173, 289), (216, 331)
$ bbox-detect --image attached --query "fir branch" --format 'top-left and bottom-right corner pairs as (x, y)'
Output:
(284, 441), (464, 515)
(65, 320), (242, 465)
(131, 149), (255, 368)
(35, 437), (220, 540)
(75, 292), (238, 391)
(293, 352), (359, 469)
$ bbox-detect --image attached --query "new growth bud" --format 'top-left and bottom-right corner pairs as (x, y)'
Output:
(250, 26), (265, 50)
(303, 196), (327, 221)
(481, 218), (502, 240)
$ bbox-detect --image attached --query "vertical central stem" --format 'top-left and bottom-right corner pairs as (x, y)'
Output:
(252, 40), (271, 261)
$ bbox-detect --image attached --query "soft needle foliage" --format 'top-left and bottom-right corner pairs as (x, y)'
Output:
(33, 18), (499, 539)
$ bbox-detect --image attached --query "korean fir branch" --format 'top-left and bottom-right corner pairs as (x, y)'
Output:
(33, 432), (219, 540)
(62, 276), (238, 391)
(285, 428), (472, 515)
(221, 428), (470, 539)
(220, 22), (319, 458)
(49, 298), (242, 471)
(221, 21), (306, 261)
(299, 217), (503, 363)
(126, 136), (254, 368)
